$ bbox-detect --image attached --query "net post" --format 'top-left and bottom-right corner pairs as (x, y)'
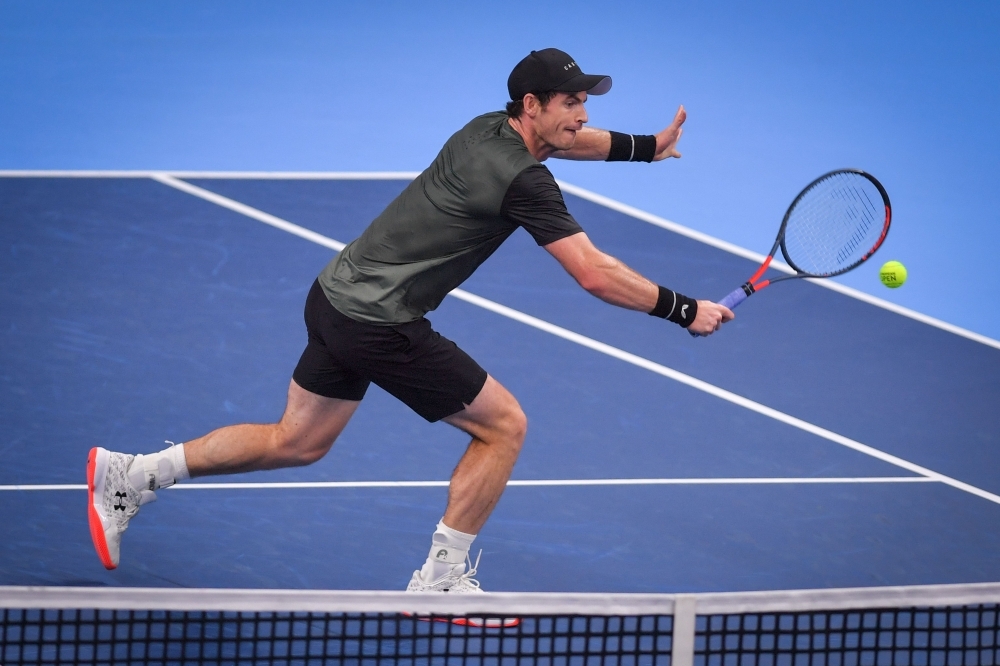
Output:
(672, 594), (697, 666)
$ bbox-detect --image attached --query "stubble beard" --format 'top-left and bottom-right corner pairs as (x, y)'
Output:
(543, 127), (576, 153)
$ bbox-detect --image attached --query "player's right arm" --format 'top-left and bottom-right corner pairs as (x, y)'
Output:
(502, 163), (730, 335)
(544, 232), (732, 335)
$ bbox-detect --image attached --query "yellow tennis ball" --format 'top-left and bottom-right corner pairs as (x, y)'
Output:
(879, 260), (907, 288)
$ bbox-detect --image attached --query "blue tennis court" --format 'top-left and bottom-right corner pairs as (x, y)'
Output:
(2, 172), (999, 593)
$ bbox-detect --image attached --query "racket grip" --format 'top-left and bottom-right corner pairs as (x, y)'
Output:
(719, 287), (749, 310)
(688, 285), (750, 337)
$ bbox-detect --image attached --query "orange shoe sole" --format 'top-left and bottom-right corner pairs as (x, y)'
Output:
(87, 447), (116, 570)
(402, 611), (520, 628)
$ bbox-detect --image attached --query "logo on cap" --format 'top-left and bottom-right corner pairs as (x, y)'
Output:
(563, 61), (577, 71)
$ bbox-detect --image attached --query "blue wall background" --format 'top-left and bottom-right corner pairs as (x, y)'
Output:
(2, 1), (997, 340)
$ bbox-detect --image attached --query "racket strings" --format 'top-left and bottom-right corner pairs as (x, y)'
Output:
(782, 171), (886, 276)
(786, 174), (881, 272)
(793, 180), (877, 266)
(832, 183), (879, 265)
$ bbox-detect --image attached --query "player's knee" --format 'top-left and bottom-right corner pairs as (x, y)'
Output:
(479, 401), (526, 454)
(514, 408), (528, 444)
(271, 428), (334, 467)
(503, 404), (528, 450)
(291, 443), (330, 466)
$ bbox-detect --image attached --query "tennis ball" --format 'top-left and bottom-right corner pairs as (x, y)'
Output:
(879, 260), (907, 288)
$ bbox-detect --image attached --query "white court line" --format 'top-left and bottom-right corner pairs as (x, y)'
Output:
(3, 169), (996, 349)
(148, 174), (1000, 507)
(150, 174), (347, 252)
(0, 477), (935, 491)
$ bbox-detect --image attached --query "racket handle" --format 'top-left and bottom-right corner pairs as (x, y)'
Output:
(688, 285), (751, 337)
(719, 286), (749, 310)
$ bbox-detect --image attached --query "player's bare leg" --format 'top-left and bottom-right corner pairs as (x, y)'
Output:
(407, 375), (526, 594)
(88, 379), (358, 569)
(441, 375), (527, 534)
(184, 379), (360, 475)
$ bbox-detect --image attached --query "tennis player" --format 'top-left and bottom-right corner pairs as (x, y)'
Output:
(87, 48), (734, 590)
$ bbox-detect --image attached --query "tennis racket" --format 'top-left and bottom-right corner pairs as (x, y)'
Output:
(695, 169), (891, 333)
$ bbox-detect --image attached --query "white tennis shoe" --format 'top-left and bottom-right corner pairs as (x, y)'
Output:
(86, 446), (156, 570)
(405, 551), (519, 627)
(406, 550), (485, 593)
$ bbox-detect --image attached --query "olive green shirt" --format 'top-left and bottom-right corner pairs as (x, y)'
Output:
(319, 111), (582, 324)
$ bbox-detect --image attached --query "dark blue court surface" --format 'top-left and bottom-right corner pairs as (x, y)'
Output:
(2, 174), (999, 592)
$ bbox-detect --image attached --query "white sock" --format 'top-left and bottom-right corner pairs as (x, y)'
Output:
(419, 520), (476, 583)
(128, 441), (190, 492)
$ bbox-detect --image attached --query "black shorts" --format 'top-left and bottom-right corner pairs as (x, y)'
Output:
(292, 280), (488, 422)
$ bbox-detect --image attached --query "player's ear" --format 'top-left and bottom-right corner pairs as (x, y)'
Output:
(522, 93), (540, 117)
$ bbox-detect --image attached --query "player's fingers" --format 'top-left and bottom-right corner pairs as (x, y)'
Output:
(673, 105), (686, 126)
(719, 305), (735, 322)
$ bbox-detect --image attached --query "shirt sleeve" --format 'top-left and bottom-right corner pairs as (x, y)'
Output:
(500, 164), (584, 246)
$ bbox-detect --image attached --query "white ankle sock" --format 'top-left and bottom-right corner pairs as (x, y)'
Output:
(419, 520), (476, 582)
(128, 442), (190, 492)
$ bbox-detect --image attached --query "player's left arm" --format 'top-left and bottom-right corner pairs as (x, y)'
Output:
(552, 105), (687, 161)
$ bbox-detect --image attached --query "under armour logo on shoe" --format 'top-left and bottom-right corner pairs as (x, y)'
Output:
(435, 549), (449, 560)
(114, 492), (127, 511)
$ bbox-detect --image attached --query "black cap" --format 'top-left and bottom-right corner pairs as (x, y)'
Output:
(507, 48), (612, 101)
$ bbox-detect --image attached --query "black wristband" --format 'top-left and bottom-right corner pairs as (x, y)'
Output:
(632, 135), (656, 162)
(606, 132), (657, 162)
(649, 285), (698, 327)
(606, 131), (633, 161)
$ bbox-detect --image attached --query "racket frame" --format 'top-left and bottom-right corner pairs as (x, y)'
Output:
(732, 168), (891, 301)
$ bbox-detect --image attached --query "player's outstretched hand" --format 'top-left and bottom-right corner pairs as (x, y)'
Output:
(688, 300), (734, 336)
(652, 105), (687, 161)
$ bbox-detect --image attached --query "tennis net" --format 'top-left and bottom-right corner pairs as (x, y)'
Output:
(1, 583), (998, 666)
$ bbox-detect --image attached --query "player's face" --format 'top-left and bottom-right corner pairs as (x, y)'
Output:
(536, 92), (588, 151)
